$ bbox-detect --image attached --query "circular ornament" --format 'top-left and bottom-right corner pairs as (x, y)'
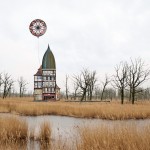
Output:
(29, 19), (47, 37)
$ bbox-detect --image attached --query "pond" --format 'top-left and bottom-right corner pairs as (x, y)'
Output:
(1, 113), (150, 150)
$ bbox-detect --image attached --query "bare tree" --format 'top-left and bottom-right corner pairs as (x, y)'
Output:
(73, 68), (97, 101)
(11, 87), (16, 97)
(105, 88), (117, 100)
(94, 86), (100, 100)
(18, 76), (28, 97)
(101, 75), (110, 100)
(88, 71), (97, 100)
(65, 75), (69, 100)
(73, 68), (91, 101)
(2, 73), (14, 99)
(127, 58), (150, 104)
(72, 82), (79, 100)
(112, 62), (128, 104)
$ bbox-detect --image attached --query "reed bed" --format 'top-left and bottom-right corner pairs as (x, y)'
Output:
(29, 121), (51, 142)
(0, 117), (28, 144)
(0, 112), (150, 150)
(0, 143), (27, 150)
(29, 121), (52, 149)
(0, 98), (150, 120)
(0, 116), (52, 149)
(77, 124), (150, 150)
(34, 123), (150, 150)
(38, 122), (51, 143)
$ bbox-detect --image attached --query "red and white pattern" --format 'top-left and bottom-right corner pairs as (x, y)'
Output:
(29, 19), (47, 37)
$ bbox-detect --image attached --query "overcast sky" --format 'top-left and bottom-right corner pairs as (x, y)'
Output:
(0, 0), (150, 92)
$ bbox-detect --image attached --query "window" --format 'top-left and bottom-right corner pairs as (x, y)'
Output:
(38, 82), (42, 88)
(43, 82), (49, 87)
(34, 76), (37, 81)
(34, 82), (38, 88)
(49, 71), (52, 75)
(47, 71), (50, 75)
(43, 71), (46, 75)
(52, 88), (55, 92)
(37, 76), (42, 81)
(52, 82), (55, 86)
(44, 88), (47, 93)
(53, 76), (56, 80)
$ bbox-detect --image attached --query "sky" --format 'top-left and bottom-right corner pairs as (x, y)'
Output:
(0, 0), (150, 93)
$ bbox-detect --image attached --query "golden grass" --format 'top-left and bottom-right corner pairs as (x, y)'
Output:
(0, 123), (149, 150)
(29, 121), (51, 142)
(0, 117), (28, 144)
(0, 112), (149, 150)
(0, 97), (150, 120)
(77, 124), (150, 150)
(38, 122), (51, 143)
(0, 116), (52, 149)
(0, 143), (27, 150)
(29, 121), (52, 149)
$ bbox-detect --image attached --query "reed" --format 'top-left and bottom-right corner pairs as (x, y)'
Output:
(38, 122), (51, 143)
(0, 116), (53, 149)
(0, 98), (150, 120)
(77, 124), (150, 150)
(0, 117), (28, 143)
(0, 111), (149, 149)
(0, 143), (27, 150)
(29, 127), (35, 140)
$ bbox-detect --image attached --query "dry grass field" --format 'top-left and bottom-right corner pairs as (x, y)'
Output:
(0, 117), (28, 144)
(77, 124), (150, 150)
(0, 116), (52, 150)
(0, 99), (150, 150)
(0, 117), (30, 150)
(0, 97), (150, 120)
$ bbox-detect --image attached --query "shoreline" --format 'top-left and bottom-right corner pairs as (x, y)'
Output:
(0, 112), (150, 121)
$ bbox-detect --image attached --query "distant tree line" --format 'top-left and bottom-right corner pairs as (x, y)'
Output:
(64, 58), (150, 104)
(0, 73), (31, 99)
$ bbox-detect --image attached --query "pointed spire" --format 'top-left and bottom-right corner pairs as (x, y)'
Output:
(47, 44), (50, 51)
(42, 44), (56, 69)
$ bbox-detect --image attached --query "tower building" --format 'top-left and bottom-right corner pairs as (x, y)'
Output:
(34, 45), (60, 101)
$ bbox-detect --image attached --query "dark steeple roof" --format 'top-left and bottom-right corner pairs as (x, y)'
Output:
(42, 45), (56, 70)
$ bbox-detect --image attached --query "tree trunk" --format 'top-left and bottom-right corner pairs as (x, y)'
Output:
(132, 88), (135, 104)
(20, 87), (22, 97)
(81, 89), (86, 101)
(74, 92), (76, 100)
(90, 91), (92, 100)
(129, 87), (132, 101)
(121, 88), (124, 104)
(101, 85), (106, 101)
(3, 86), (6, 99)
